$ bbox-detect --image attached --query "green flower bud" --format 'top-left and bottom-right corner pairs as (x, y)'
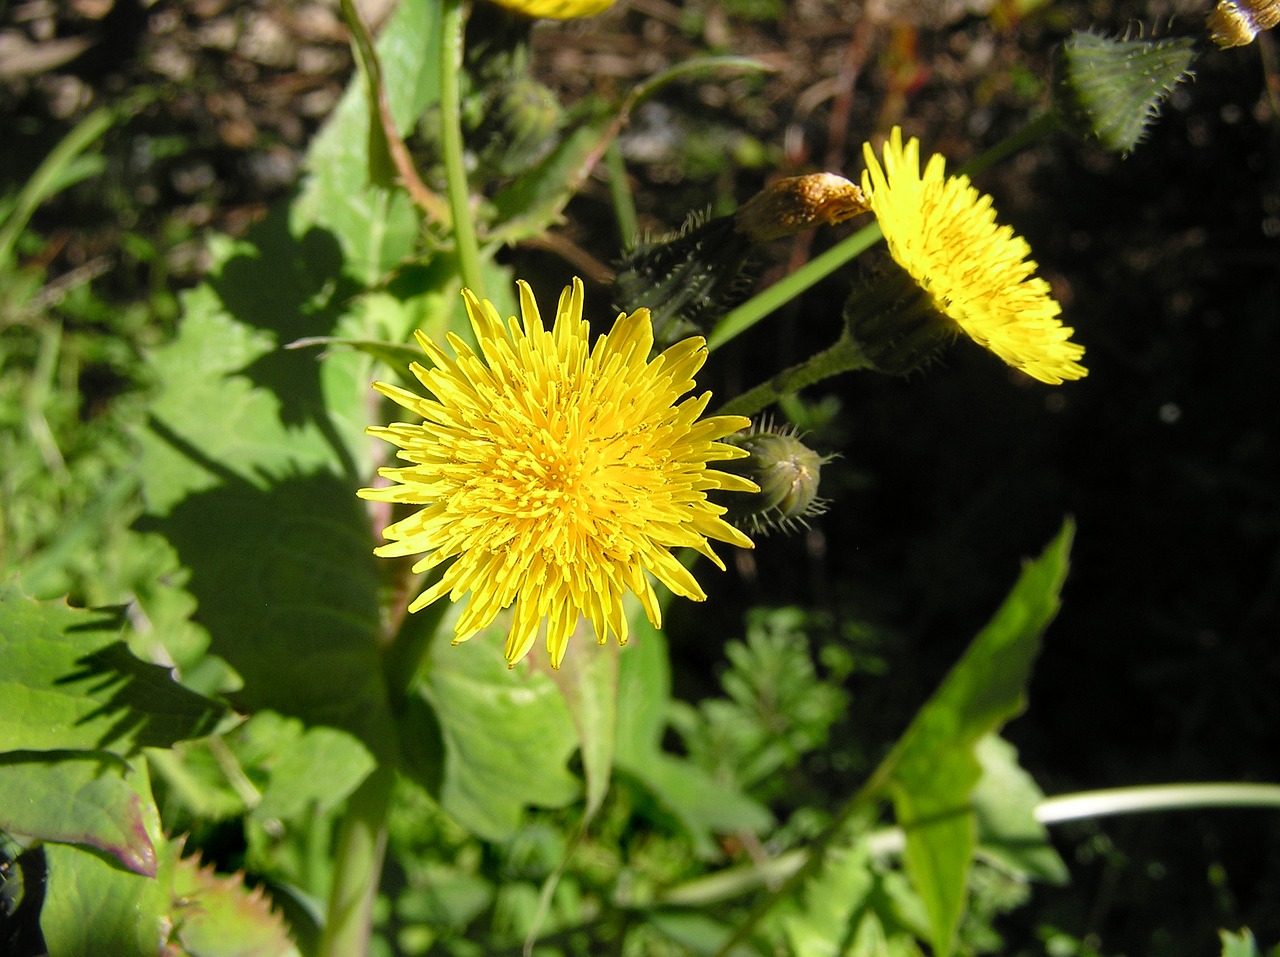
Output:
(719, 423), (829, 536)
(1053, 31), (1197, 154)
(612, 213), (758, 351)
(841, 258), (954, 377)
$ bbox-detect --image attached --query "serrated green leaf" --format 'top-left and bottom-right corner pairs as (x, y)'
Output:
(41, 842), (168, 957)
(0, 751), (156, 877)
(886, 520), (1074, 957)
(0, 588), (226, 753)
(294, 0), (442, 284)
(418, 630), (580, 842)
(167, 843), (303, 957)
(972, 735), (1068, 884)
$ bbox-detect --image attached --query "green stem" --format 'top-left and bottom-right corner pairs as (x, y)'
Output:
(704, 110), (1061, 354)
(605, 140), (639, 251)
(663, 782), (1280, 916)
(0, 105), (117, 265)
(706, 221), (882, 353)
(715, 330), (873, 418)
(438, 0), (485, 297)
(316, 765), (396, 957)
(708, 757), (897, 957)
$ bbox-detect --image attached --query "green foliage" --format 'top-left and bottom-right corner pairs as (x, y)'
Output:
(3, 0), (1271, 953)
(885, 521), (1072, 957)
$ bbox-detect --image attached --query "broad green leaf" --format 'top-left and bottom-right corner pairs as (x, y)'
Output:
(0, 752), (156, 877)
(41, 842), (168, 957)
(418, 629), (580, 841)
(0, 588), (226, 753)
(134, 212), (397, 760)
(886, 520), (1074, 957)
(972, 735), (1068, 884)
(142, 469), (397, 765)
(294, 0), (442, 284)
(137, 283), (341, 515)
(647, 911), (758, 957)
(244, 713), (378, 822)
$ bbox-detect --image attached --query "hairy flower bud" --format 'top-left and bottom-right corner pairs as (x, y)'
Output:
(719, 423), (829, 536)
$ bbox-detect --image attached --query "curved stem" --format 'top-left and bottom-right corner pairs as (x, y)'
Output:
(438, 0), (485, 297)
(714, 330), (873, 418)
(662, 782), (1280, 915)
(1036, 782), (1280, 824)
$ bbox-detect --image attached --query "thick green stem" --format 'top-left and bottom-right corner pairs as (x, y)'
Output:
(316, 765), (396, 957)
(438, 0), (485, 297)
(715, 331), (873, 418)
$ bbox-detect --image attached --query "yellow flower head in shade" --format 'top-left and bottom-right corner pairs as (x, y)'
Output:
(359, 279), (757, 669)
(860, 127), (1087, 384)
(488, 0), (614, 18)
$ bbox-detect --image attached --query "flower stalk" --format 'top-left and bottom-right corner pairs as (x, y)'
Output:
(439, 0), (486, 297)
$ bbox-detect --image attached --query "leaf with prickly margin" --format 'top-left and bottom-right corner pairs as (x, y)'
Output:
(166, 838), (303, 957)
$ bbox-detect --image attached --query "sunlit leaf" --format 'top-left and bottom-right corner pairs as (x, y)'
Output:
(417, 629), (580, 841)
(0, 587), (226, 753)
(41, 842), (167, 957)
(886, 520), (1073, 957)
(0, 752), (156, 877)
(167, 838), (303, 957)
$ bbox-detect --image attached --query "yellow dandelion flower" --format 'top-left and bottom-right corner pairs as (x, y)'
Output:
(860, 127), (1087, 384)
(359, 279), (757, 669)
(487, 0), (614, 19)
